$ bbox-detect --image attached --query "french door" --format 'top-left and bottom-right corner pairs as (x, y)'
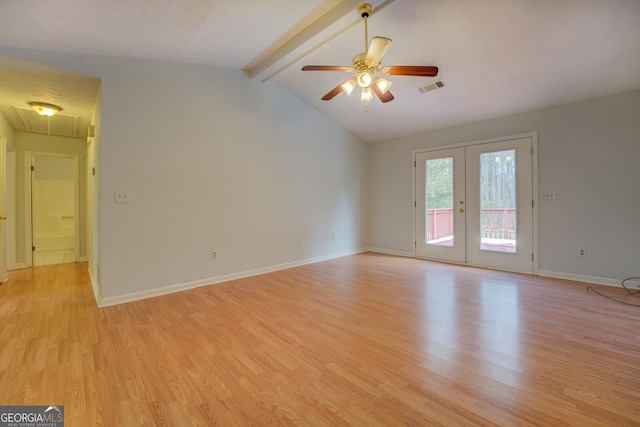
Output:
(415, 136), (534, 273)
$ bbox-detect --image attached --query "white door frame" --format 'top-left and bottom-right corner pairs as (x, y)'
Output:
(0, 138), (6, 282)
(413, 132), (539, 274)
(6, 145), (16, 271)
(25, 152), (80, 267)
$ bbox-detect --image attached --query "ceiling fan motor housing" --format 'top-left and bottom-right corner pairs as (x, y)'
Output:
(352, 53), (376, 72)
(358, 4), (372, 18)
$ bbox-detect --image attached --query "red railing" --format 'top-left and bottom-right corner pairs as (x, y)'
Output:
(480, 208), (516, 239)
(426, 209), (454, 241)
(426, 208), (516, 241)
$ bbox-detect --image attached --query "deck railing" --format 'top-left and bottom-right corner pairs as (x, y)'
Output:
(426, 209), (455, 241)
(426, 208), (516, 241)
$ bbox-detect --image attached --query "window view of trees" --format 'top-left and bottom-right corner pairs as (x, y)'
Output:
(424, 158), (454, 245)
(480, 149), (517, 248)
(479, 150), (516, 209)
(425, 151), (516, 210)
(425, 158), (453, 210)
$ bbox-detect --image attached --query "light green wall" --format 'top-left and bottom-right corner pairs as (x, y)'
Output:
(0, 111), (15, 146)
(14, 132), (87, 265)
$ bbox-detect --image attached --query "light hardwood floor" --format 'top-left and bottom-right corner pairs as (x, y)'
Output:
(0, 253), (639, 426)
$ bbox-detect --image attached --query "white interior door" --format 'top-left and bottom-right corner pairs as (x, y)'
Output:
(415, 136), (534, 273)
(30, 154), (79, 267)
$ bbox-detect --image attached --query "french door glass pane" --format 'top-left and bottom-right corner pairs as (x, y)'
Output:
(425, 157), (454, 246)
(479, 150), (517, 253)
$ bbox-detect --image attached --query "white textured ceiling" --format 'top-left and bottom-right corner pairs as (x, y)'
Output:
(1, 0), (640, 142)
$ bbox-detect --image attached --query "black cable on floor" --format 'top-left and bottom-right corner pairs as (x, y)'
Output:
(587, 277), (640, 307)
(621, 277), (640, 296)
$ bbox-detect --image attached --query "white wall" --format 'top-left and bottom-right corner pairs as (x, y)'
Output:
(0, 48), (369, 304)
(370, 90), (640, 283)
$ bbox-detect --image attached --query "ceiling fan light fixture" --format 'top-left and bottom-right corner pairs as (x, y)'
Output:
(360, 86), (373, 102)
(301, 3), (438, 104)
(374, 77), (392, 94)
(341, 77), (357, 96)
(357, 72), (372, 88)
(29, 101), (62, 117)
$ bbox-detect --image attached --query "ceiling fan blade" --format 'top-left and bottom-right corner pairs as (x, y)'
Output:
(302, 65), (353, 72)
(365, 37), (392, 64)
(321, 82), (347, 101)
(371, 84), (394, 103)
(384, 66), (439, 77)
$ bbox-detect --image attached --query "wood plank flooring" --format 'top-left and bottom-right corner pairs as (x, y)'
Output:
(0, 253), (639, 426)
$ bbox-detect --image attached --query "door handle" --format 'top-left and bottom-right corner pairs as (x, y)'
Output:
(459, 208), (464, 213)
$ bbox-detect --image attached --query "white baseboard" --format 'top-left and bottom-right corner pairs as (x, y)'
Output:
(536, 270), (630, 288)
(367, 247), (415, 258)
(98, 248), (367, 308)
(368, 249), (629, 289)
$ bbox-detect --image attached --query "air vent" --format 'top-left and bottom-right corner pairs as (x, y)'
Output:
(417, 80), (445, 94)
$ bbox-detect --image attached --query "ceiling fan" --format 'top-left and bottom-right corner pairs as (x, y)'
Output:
(302, 3), (438, 103)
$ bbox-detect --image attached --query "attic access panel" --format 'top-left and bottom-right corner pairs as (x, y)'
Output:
(15, 106), (80, 138)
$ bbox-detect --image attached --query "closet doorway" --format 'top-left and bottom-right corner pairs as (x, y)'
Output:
(26, 153), (79, 267)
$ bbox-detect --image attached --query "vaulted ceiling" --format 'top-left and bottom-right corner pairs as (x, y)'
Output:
(1, 0), (639, 142)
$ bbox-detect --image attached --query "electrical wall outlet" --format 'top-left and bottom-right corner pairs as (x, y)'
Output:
(211, 251), (217, 260)
(578, 248), (586, 257)
(541, 192), (556, 200)
(114, 190), (130, 203)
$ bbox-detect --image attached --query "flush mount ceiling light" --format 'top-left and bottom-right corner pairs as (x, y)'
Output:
(29, 102), (62, 117)
(302, 3), (438, 103)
